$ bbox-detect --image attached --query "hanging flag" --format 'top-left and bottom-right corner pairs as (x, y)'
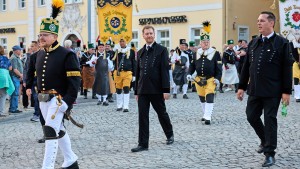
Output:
(279, 0), (300, 47)
(97, 0), (133, 43)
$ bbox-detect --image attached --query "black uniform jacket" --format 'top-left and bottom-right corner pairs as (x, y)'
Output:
(238, 33), (294, 97)
(112, 48), (136, 75)
(223, 49), (236, 66)
(188, 48), (222, 81)
(80, 52), (94, 68)
(134, 42), (170, 95)
(26, 41), (81, 107)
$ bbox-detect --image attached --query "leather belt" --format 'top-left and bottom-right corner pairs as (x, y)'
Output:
(40, 89), (59, 95)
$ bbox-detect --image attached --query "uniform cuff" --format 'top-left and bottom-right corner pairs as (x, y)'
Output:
(162, 88), (170, 93)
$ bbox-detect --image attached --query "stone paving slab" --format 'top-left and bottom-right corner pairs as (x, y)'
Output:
(0, 91), (299, 169)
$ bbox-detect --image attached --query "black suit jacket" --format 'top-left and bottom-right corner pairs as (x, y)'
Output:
(134, 42), (170, 95)
(238, 33), (294, 97)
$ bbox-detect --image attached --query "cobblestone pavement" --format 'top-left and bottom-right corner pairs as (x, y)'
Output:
(0, 90), (299, 169)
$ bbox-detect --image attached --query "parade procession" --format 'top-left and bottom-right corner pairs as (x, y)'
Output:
(0, 0), (300, 168)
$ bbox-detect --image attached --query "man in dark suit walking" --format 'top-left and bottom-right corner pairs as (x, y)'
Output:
(237, 11), (294, 167)
(131, 25), (174, 152)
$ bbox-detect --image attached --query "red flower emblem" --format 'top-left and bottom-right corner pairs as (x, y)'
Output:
(292, 12), (300, 22)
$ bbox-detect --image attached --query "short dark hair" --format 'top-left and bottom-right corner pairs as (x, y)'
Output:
(238, 40), (243, 43)
(242, 40), (248, 43)
(9, 51), (13, 57)
(31, 41), (38, 44)
(142, 25), (155, 34)
(261, 11), (276, 27)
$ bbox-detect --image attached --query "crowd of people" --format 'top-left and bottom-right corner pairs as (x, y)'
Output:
(0, 9), (300, 168)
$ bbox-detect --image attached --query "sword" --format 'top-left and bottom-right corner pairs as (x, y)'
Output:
(65, 109), (84, 128)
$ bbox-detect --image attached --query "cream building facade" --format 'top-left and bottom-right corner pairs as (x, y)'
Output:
(0, 0), (280, 53)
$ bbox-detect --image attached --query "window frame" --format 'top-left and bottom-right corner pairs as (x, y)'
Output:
(0, 37), (8, 51)
(38, 0), (46, 7)
(189, 25), (202, 47)
(238, 25), (250, 43)
(0, 0), (7, 11)
(156, 27), (171, 51)
(131, 29), (139, 50)
(19, 0), (26, 9)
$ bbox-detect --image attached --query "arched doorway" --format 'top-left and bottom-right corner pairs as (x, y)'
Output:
(65, 34), (79, 49)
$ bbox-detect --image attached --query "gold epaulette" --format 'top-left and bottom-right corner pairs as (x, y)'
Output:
(66, 71), (81, 77)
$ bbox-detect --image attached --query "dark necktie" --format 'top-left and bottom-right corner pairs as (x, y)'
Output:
(146, 46), (150, 51)
(262, 37), (268, 42)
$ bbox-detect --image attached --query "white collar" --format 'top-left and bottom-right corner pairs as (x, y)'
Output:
(262, 31), (274, 39)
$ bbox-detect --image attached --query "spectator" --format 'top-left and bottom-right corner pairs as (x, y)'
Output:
(0, 45), (15, 117)
(9, 45), (24, 113)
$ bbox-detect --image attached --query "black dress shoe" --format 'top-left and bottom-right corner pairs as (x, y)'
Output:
(183, 94), (189, 99)
(201, 118), (206, 121)
(108, 98), (114, 102)
(205, 120), (211, 125)
(97, 101), (102, 105)
(166, 136), (174, 145)
(123, 109), (129, 112)
(257, 145), (264, 154)
(10, 110), (22, 113)
(131, 146), (148, 152)
(38, 138), (45, 143)
(296, 99), (300, 102)
(173, 94), (177, 99)
(61, 161), (79, 169)
(92, 96), (98, 99)
(116, 108), (122, 111)
(103, 101), (109, 106)
(219, 89), (224, 93)
(262, 156), (275, 167)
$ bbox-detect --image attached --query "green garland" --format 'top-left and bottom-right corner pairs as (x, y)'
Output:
(104, 17), (127, 35)
(284, 12), (300, 28)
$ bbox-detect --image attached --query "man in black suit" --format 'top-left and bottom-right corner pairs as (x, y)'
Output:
(131, 25), (174, 152)
(237, 11), (294, 167)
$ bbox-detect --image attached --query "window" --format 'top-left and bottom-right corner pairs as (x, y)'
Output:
(64, 0), (71, 4)
(18, 37), (26, 51)
(0, 0), (6, 11)
(38, 0), (45, 6)
(157, 29), (170, 51)
(238, 26), (249, 42)
(19, 0), (25, 9)
(131, 31), (139, 50)
(191, 27), (201, 46)
(74, 0), (82, 3)
(0, 38), (7, 50)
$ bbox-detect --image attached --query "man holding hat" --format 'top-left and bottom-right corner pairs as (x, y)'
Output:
(221, 39), (239, 92)
(111, 38), (136, 112)
(171, 39), (190, 99)
(9, 45), (23, 113)
(80, 43), (96, 99)
(25, 0), (80, 168)
(186, 21), (222, 125)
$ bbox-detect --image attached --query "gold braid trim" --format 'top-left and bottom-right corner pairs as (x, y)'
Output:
(66, 71), (81, 77)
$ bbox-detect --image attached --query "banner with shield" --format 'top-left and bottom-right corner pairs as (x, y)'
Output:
(279, 0), (300, 47)
(97, 0), (133, 43)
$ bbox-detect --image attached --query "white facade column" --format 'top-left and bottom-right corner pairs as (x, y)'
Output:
(91, 0), (97, 44)
(27, 0), (35, 42)
(46, 0), (52, 17)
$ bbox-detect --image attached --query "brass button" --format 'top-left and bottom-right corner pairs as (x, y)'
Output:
(43, 65), (46, 68)
(45, 57), (48, 59)
(43, 88), (45, 90)
(46, 53), (49, 55)
(42, 74), (45, 77)
(42, 84), (44, 86)
(43, 70), (45, 72)
(44, 61), (47, 63)
(42, 79), (44, 81)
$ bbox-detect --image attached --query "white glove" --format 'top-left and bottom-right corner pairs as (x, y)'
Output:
(132, 76), (136, 82)
(214, 79), (220, 86)
(59, 100), (68, 113)
(186, 75), (192, 81)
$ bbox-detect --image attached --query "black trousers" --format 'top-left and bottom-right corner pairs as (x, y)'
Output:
(138, 94), (173, 147)
(246, 96), (281, 157)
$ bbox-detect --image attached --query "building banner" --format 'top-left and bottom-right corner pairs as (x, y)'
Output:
(279, 0), (300, 47)
(97, 0), (133, 43)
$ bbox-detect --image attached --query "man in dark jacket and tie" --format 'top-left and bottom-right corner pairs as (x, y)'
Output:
(131, 25), (174, 152)
(237, 11), (294, 167)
